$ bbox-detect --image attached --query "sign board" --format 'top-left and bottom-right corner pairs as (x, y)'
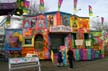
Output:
(75, 40), (83, 45)
(9, 57), (41, 71)
(50, 25), (72, 32)
(0, 26), (5, 35)
(86, 40), (91, 46)
(9, 57), (39, 64)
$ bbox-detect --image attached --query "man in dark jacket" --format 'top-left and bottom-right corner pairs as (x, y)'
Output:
(57, 49), (63, 66)
(67, 48), (75, 68)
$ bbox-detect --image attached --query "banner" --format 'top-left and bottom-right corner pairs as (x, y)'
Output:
(101, 17), (104, 24)
(24, 0), (30, 8)
(74, 0), (77, 11)
(58, 0), (63, 11)
(39, 0), (44, 12)
(17, 0), (24, 9)
(6, 15), (11, 26)
(16, 0), (30, 15)
(89, 5), (93, 16)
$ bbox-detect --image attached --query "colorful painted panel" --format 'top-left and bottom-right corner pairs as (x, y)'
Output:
(56, 12), (62, 26)
(23, 17), (31, 28)
(70, 16), (79, 32)
(23, 28), (33, 37)
(23, 16), (37, 29)
(78, 18), (90, 32)
(62, 15), (70, 26)
(4, 29), (22, 50)
(9, 50), (22, 57)
(31, 17), (37, 28)
(90, 31), (102, 50)
(47, 15), (54, 26)
(35, 15), (46, 30)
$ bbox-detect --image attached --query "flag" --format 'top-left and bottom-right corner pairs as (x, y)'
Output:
(23, 0), (30, 14)
(16, 0), (30, 15)
(16, 0), (24, 15)
(6, 15), (11, 25)
(39, 0), (44, 11)
(74, 0), (77, 11)
(51, 50), (54, 63)
(58, 0), (63, 11)
(24, 0), (30, 8)
(17, 0), (24, 9)
(23, 8), (29, 14)
(89, 5), (93, 16)
(101, 17), (104, 24)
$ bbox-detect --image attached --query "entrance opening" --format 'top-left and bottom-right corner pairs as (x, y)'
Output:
(34, 34), (44, 51)
(49, 33), (68, 53)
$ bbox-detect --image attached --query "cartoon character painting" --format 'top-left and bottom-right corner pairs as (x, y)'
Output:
(4, 29), (22, 50)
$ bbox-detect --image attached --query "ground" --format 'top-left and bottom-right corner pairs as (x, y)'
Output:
(0, 57), (108, 71)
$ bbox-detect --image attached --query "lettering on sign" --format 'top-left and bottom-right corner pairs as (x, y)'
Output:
(9, 57), (39, 64)
(75, 40), (83, 45)
(50, 25), (72, 32)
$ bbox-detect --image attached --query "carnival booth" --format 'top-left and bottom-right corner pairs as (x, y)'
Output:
(47, 11), (93, 65)
(22, 14), (50, 59)
(0, 0), (105, 62)
(45, 11), (72, 64)
(90, 31), (104, 59)
(68, 15), (95, 61)
(1, 12), (104, 61)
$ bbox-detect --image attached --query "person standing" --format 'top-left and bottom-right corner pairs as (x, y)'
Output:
(67, 48), (75, 68)
(57, 48), (63, 66)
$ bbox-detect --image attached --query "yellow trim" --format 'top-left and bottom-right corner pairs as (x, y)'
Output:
(22, 36), (34, 47)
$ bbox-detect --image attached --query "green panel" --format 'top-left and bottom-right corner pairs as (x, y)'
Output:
(87, 49), (91, 60)
(75, 49), (80, 60)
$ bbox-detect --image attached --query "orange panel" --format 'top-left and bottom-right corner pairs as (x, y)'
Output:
(56, 12), (62, 25)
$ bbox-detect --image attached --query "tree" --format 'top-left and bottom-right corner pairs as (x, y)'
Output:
(91, 18), (108, 32)
(29, 2), (48, 15)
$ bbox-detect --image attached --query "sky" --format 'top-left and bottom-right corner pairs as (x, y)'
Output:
(0, 0), (108, 23)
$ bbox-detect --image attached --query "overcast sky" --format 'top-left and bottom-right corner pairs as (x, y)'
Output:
(0, 0), (108, 22)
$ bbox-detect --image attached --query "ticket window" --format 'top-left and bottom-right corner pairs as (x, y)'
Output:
(23, 37), (34, 47)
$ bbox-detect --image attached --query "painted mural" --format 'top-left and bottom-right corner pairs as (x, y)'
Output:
(4, 29), (22, 50)
(47, 15), (54, 27)
(78, 17), (90, 33)
(70, 16), (79, 32)
(21, 15), (50, 59)
(4, 29), (22, 58)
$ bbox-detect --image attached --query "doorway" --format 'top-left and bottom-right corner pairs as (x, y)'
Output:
(49, 33), (68, 53)
(34, 34), (44, 51)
